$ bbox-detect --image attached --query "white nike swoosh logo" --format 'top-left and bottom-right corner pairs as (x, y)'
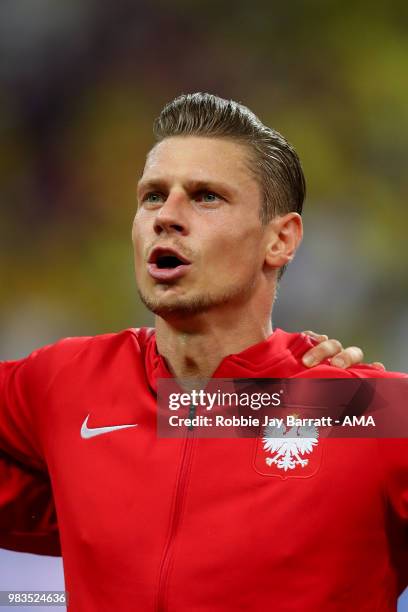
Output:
(81, 414), (138, 439)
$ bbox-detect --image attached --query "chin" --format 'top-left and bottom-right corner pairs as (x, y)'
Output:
(138, 281), (253, 317)
(138, 288), (220, 317)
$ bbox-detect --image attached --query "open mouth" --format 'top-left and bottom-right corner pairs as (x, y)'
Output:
(147, 247), (191, 281)
(155, 254), (185, 269)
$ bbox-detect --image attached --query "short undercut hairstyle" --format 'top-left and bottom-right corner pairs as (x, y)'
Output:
(153, 92), (306, 225)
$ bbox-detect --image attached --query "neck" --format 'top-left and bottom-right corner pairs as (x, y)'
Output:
(155, 301), (273, 382)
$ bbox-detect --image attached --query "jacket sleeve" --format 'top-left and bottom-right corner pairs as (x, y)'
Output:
(0, 353), (61, 556)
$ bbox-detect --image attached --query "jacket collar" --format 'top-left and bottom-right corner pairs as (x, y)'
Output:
(141, 327), (311, 394)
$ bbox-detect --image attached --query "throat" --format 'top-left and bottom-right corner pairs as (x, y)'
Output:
(157, 328), (225, 381)
(172, 350), (218, 382)
(155, 312), (274, 382)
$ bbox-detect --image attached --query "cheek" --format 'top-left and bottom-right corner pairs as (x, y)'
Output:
(202, 233), (261, 281)
(132, 219), (146, 259)
(210, 226), (263, 264)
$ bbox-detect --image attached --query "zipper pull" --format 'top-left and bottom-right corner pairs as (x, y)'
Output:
(187, 403), (196, 431)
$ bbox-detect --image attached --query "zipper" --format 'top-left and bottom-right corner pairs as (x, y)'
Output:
(156, 405), (196, 611)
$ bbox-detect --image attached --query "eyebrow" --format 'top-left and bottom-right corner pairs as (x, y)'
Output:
(137, 178), (237, 198)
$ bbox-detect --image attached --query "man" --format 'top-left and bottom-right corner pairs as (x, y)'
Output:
(0, 93), (405, 611)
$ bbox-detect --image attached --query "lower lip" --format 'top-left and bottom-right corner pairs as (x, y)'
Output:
(147, 263), (191, 281)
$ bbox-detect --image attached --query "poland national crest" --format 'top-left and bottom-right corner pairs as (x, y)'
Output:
(253, 419), (324, 479)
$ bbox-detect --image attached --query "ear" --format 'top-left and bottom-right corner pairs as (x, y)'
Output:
(264, 213), (303, 270)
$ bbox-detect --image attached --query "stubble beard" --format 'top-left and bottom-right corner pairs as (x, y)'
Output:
(137, 279), (255, 318)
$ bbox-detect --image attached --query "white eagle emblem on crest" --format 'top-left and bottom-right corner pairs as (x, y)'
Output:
(262, 421), (319, 471)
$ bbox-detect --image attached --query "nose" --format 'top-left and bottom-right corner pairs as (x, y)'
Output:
(153, 191), (189, 236)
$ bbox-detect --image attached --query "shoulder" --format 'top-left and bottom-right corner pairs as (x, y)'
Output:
(294, 363), (408, 379)
(12, 327), (156, 375)
(282, 331), (407, 379)
(271, 330), (407, 379)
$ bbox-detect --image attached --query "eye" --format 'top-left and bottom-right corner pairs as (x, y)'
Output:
(194, 190), (222, 204)
(143, 192), (164, 204)
(139, 192), (166, 209)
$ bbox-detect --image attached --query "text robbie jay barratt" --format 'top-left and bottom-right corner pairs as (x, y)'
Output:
(167, 415), (376, 428)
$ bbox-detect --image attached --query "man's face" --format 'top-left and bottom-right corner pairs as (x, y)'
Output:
(132, 135), (269, 317)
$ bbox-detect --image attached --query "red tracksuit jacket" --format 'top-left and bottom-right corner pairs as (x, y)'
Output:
(0, 327), (407, 611)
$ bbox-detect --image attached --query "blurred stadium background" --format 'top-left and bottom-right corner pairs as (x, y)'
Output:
(0, 0), (407, 610)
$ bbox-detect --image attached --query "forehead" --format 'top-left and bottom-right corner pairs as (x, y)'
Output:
(141, 136), (257, 191)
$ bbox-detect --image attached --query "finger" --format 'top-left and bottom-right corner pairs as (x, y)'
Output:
(370, 361), (386, 370)
(302, 331), (329, 342)
(302, 338), (343, 367)
(330, 346), (364, 369)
